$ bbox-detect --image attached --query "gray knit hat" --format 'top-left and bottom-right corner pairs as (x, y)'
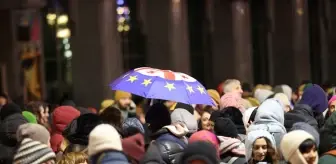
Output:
(16, 123), (50, 145)
(14, 138), (56, 164)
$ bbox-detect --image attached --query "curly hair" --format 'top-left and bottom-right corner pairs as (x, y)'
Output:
(248, 137), (279, 164)
(57, 152), (88, 164)
(25, 101), (48, 115)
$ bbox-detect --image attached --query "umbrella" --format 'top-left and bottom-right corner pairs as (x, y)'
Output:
(110, 67), (213, 105)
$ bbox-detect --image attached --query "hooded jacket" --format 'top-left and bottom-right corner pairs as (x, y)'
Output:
(245, 130), (276, 163)
(248, 99), (286, 148)
(285, 84), (327, 130)
(280, 130), (317, 164)
(51, 106), (80, 152)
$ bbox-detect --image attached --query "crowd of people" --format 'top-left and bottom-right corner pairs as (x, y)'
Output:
(0, 79), (336, 164)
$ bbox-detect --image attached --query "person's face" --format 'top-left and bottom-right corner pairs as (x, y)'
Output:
(252, 138), (268, 162)
(301, 145), (317, 164)
(208, 120), (215, 132)
(118, 97), (131, 108)
(38, 106), (49, 125)
(232, 83), (243, 95)
(0, 97), (7, 106)
(164, 101), (175, 108)
(329, 101), (336, 114)
(201, 112), (211, 130)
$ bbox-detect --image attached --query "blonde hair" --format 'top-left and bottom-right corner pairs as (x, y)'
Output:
(57, 152), (88, 164)
(223, 79), (241, 94)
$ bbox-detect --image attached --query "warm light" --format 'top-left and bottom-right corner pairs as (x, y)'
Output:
(57, 15), (69, 25)
(117, 7), (124, 15)
(124, 25), (130, 31)
(46, 13), (57, 20)
(47, 19), (55, 25)
(117, 25), (124, 32)
(118, 17), (126, 23)
(64, 43), (70, 50)
(57, 28), (71, 38)
(64, 50), (72, 58)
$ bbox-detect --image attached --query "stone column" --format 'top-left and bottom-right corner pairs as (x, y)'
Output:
(144, 0), (190, 74)
(72, 0), (123, 107)
(231, 0), (253, 84)
(292, 0), (311, 84)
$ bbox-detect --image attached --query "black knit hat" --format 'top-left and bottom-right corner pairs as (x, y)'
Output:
(179, 141), (219, 164)
(0, 103), (21, 120)
(145, 103), (171, 133)
(174, 102), (194, 114)
(14, 138), (56, 164)
(214, 118), (238, 138)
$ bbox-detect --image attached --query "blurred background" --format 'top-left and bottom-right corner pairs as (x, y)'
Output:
(0, 0), (335, 107)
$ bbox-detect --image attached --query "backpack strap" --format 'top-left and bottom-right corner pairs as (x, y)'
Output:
(325, 150), (336, 156)
(227, 157), (239, 164)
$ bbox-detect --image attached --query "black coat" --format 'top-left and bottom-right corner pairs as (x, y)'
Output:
(284, 104), (318, 131)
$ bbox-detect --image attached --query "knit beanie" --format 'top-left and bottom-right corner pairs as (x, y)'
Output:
(298, 84), (328, 113)
(280, 130), (317, 164)
(171, 108), (198, 133)
(14, 138), (56, 164)
(290, 122), (320, 146)
(145, 103), (171, 133)
(274, 93), (291, 109)
(214, 118), (238, 138)
(22, 111), (37, 123)
(122, 133), (145, 162)
(17, 123), (50, 145)
(220, 92), (245, 113)
(88, 124), (122, 156)
(114, 90), (132, 102)
(179, 141), (219, 164)
(254, 89), (274, 103)
(328, 95), (336, 106)
(189, 130), (220, 156)
(207, 89), (221, 106)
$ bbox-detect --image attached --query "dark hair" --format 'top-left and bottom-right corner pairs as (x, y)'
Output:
(99, 106), (122, 129)
(249, 137), (279, 164)
(198, 109), (213, 130)
(25, 101), (48, 115)
(299, 139), (316, 154)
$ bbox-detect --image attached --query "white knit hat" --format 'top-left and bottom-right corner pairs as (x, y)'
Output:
(88, 124), (122, 156)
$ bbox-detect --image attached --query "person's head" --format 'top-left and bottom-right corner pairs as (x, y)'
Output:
(163, 100), (176, 109)
(298, 84), (328, 113)
(223, 79), (243, 95)
(199, 109), (212, 131)
(0, 92), (8, 106)
(245, 130), (278, 164)
(17, 123), (51, 147)
(281, 130), (318, 164)
(179, 141), (219, 164)
(145, 103), (171, 133)
(57, 152), (88, 164)
(26, 101), (49, 125)
(207, 89), (220, 110)
(99, 106), (123, 131)
(114, 90), (132, 109)
(299, 139), (318, 164)
(13, 138), (56, 164)
(273, 93), (292, 113)
(328, 96), (336, 118)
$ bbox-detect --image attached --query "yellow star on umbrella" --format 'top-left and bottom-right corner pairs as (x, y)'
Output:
(165, 82), (176, 91)
(186, 84), (194, 93)
(142, 79), (152, 87)
(197, 85), (205, 94)
(127, 75), (138, 83)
